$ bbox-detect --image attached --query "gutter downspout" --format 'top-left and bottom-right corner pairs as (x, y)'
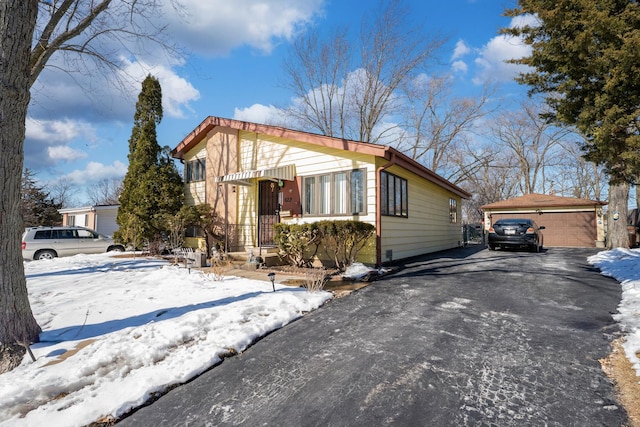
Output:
(376, 151), (396, 266)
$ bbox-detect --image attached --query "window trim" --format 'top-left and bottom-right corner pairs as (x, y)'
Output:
(302, 168), (367, 216)
(380, 171), (408, 218)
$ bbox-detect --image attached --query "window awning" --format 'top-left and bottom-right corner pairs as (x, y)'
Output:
(215, 164), (296, 186)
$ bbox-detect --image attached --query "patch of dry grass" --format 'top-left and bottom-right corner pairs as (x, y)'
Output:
(601, 337), (640, 427)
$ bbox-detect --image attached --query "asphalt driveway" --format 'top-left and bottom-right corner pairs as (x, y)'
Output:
(119, 246), (627, 426)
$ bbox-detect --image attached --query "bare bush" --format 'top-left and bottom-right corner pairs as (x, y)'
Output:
(209, 259), (230, 282)
(304, 270), (328, 292)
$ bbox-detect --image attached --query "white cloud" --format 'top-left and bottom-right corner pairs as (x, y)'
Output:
(233, 104), (288, 125)
(26, 117), (98, 144)
(65, 161), (128, 184)
(164, 0), (325, 55)
(48, 145), (88, 162)
(452, 40), (471, 60)
(472, 34), (531, 85)
(452, 60), (468, 74)
(471, 15), (535, 85)
(117, 59), (201, 119)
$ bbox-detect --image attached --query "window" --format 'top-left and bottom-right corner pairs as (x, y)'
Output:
(449, 198), (458, 223)
(351, 169), (365, 214)
(381, 171), (408, 217)
(185, 226), (205, 238)
(34, 230), (52, 239)
(77, 229), (97, 238)
(319, 175), (331, 214)
(304, 176), (316, 214)
(69, 214), (87, 227)
(186, 158), (206, 182)
(303, 169), (366, 216)
(334, 172), (347, 214)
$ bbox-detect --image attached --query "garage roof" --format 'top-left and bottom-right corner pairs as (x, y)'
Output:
(481, 193), (606, 210)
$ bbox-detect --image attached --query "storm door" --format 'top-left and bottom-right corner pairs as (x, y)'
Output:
(258, 180), (280, 246)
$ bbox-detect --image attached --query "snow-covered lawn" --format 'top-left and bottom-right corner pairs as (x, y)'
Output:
(588, 248), (640, 375)
(0, 253), (332, 427)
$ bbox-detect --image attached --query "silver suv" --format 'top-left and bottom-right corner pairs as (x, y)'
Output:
(22, 226), (125, 260)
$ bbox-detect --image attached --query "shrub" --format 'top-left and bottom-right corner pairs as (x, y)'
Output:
(317, 220), (375, 271)
(273, 223), (321, 267)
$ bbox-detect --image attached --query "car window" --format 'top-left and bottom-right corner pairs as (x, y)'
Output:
(55, 229), (75, 239)
(495, 220), (532, 227)
(34, 230), (52, 239)
(77, 229), (97, 238)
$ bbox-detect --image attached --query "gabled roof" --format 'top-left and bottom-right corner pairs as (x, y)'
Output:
(481, 193), (606, 210)
(172, 116), (471, 199)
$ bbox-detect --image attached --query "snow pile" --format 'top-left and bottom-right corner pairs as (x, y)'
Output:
(588, 248), (640, 374)
(343, 262), (393, 281)
(0, 253), (331, 427)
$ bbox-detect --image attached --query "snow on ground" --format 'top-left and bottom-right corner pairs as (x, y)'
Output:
(0, 253), (332, 427)
(588, 248), (640, 375)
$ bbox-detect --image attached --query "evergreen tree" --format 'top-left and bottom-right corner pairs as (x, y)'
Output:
(504, 0), (640, 248)
(115, 75), (183, 248)
(21, 169), (62, 227)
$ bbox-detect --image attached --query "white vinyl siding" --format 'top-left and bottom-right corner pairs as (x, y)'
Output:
(380, 164), (462, 262)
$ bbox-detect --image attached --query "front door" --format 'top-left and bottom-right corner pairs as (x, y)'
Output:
(258, 181), (280, 246)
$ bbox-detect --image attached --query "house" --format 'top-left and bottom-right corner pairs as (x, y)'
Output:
(59, 204), (120, 237)
(171, 116), (471, 265)
(481, 194), (607, 247)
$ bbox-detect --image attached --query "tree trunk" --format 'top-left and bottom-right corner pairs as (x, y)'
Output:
(0, 0), (42, 373)
(606, 182), (630, 249)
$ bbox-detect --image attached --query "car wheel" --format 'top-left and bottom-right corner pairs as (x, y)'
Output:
(36, 250), (57, 260)
(108, 245), (125, 252)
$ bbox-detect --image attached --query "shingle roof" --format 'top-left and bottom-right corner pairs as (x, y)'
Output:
(480, 193), (606, 210)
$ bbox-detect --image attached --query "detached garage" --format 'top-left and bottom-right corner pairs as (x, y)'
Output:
(481, 194), (606, 248)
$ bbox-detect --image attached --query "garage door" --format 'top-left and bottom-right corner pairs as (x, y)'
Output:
(490, 211), (595, 247)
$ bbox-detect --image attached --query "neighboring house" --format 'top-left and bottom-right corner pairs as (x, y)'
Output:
(481, 194), (607, 247)
(172, 116), (471, 265)
(59, 205), (120, 237)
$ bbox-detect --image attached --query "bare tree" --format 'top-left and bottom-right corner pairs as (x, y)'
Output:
(1, 0), (180, 372)
(31, 0), (178, 90)
(87, 178), (123, 205)
(555, 138), (606, 201)
(282, 26), (351, 139)
(463, 152), (522, 214)
(50, 176), (80, 208)
(281, 0), (446, 144)
(488, 100), (570, 194)
(396, 76), (495, 178)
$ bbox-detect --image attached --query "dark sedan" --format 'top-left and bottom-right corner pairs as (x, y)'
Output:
(488, 218), (545, 252)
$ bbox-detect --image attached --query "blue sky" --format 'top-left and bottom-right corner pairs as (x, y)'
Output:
(25, 0), (530, 205)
